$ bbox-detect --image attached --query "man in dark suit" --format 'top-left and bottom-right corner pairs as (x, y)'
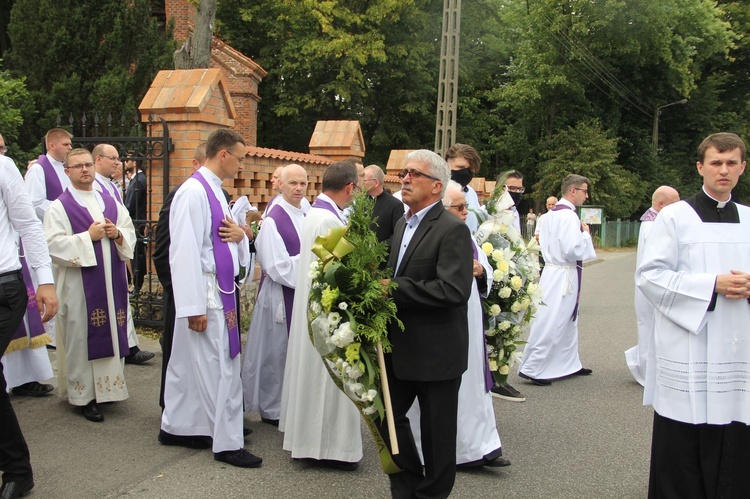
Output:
(364, 164), (403, 245)
(380, 149), (474, 499)
(124, 154), (147, 292)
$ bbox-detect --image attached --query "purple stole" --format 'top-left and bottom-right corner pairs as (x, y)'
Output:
(311, 196), (344, 223)
(37, 155), (64, 201)
(552, 203), (582, 321)
(640, 207), (658, 222)
(473, 241), (494, 392)
(96, 178), (123, 204)
(266, 203), (301, 335)
(58, 190), (129, 360)
(8, 253), (47, 350)
(192, 171), (241, 359)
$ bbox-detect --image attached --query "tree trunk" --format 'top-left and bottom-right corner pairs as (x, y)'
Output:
(173, 0), (216, 69)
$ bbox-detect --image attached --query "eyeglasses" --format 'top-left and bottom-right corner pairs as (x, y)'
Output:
(446, 203), (468, 211)
(505, 185), (525, 193)
(348, 182), (361, 192)
(575, 188), (589, 194)
(397, 168), (440, 182)
(225, 150), (246, 164)
(99, 154), (120, 162)
(66, 162), (94, 170)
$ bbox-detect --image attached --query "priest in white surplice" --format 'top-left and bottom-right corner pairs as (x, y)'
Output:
(44, 148), (135, 422)
(519, 174), (596, 385)
(242, 164), (309, 425)
(279, 160), (363, 470)
(160, 129), (261, 468)
(624, 186), (679, 388)
(92, 143), (155, 366)
(24, 128), (73, 347)
(407, 181), (506, 467)
(637, 133), (750, 497)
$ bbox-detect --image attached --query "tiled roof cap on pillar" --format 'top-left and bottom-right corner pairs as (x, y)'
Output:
(309, 120), (365, 162)
(138, 68), (236, 126)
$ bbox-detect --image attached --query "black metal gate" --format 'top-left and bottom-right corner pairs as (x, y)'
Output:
(49, 112), (172, 328)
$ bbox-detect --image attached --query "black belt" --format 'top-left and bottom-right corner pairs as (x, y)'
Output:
(0, 270), (23, 285)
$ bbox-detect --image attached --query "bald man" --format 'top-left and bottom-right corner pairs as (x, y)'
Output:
(364, 164), (403, 245)
(534, 196), (559, 245)
(242, 164), (309, 426)
(626, 186), (680, 388)
(263, 165), (309, 218)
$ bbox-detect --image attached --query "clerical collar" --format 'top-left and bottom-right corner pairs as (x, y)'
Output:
(702, 186), (730, 208)
(684, 188), (739, 223)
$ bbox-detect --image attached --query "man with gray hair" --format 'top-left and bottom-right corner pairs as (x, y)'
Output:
(280, 160), (362, 471)
(380, 150), (474, 497)
(519, 174), (596, 385)
(407, 179), (508, 469)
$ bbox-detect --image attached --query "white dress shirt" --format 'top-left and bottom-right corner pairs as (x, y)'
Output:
(0, 156), (53, 284)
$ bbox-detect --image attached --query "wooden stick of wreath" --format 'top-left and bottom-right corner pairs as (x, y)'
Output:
(377, 342), (399, 455)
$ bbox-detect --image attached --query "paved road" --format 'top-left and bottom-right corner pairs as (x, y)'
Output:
(12, 249), (651, 498)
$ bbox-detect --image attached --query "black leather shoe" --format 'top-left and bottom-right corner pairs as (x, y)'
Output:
(214, 449), (263, 468)
(124, 350), (155, 365)
(82, 401), (104, 422)
(519, 372), (552, 386)
(484, 456), (512, 467)
(0, 476), (34, 499)
(261, 417), (279, 427)
(321, 459), (358, 471)
(573, 367), (593, 375)
(293, 458), (358, 471)
(158, 430), (212, 449)
(12, 381), (54, 397)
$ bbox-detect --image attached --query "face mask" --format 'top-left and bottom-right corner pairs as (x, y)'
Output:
(451, 168), (474, 188)
(509, 191), (523, 206)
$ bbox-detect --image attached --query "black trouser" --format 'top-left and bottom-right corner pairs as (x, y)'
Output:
(649, 411), (750, 499)
(378, 356), (462, 499)
(130, 236), (147, 293)
(159, 286), (175, 410)
(0, 278), (33, 483)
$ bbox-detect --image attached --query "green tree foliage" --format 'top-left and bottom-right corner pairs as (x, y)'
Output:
(216, 0), (440, 164)
(534, 120), (642, 219)
(0, 60), (29, 155)
(6, 0), (174, 154)
(3, 0), (746, 217)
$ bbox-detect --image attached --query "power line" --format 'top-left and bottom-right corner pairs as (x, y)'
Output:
(534, 8), (654, 121)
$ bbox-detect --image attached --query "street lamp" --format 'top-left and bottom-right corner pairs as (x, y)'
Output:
(652, 99), (688, 154)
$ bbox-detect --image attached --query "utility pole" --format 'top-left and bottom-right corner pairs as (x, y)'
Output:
(434, 0), (461, 158)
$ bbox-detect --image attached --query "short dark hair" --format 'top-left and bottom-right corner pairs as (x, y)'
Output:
(205, 129), (246, 159)
(503, 170), (523, 181)
(561, 174), (590, 195)
(193, 143), (207, 163)
(445, 143), (482, 174)
(322, 160), (358, 192)
(698, 133), (746, 163)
